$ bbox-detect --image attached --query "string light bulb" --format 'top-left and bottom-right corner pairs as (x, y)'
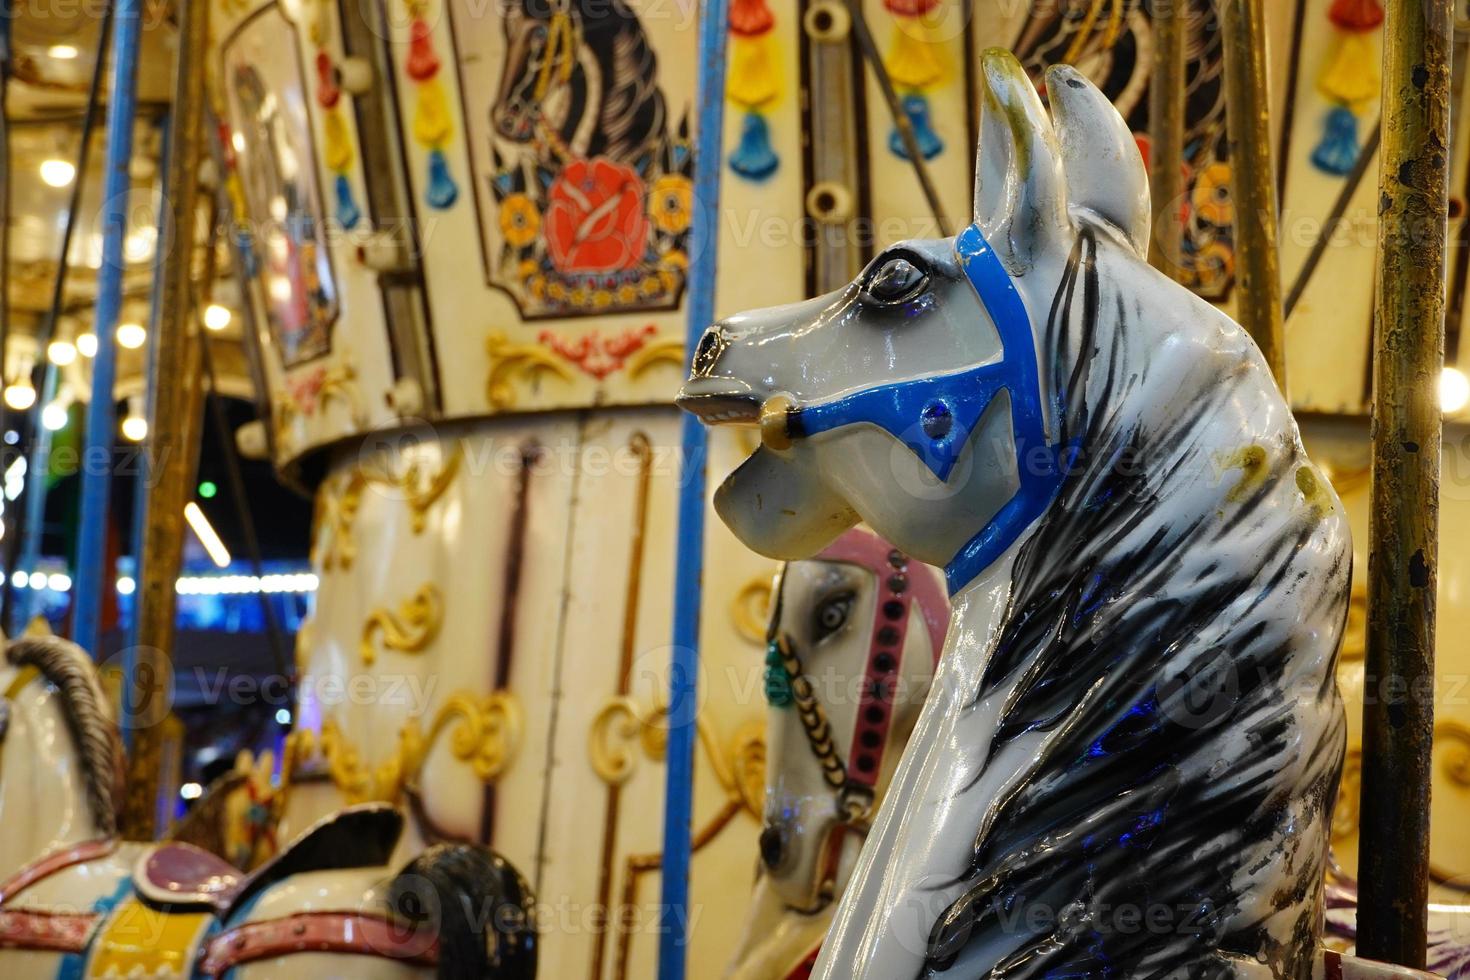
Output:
(203, 304), (232, 331)
(39, 159), (75, 188)
(47, 339), (77, 366)
(3, 380), (36, 411)
(1441, 367), (1470, 415)
(116, 322), (146, 350)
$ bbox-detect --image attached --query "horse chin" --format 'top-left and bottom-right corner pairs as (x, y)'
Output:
(714, 447), (858, 561)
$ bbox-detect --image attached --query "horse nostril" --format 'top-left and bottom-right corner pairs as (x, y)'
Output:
(759, 824), (786, 871)
(691, 328), (729, 379)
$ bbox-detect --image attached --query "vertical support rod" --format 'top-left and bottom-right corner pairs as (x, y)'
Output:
(118, 0), (210, 841)
(1147, 0), (1187, 281)
(658, 0), (728, 976)
(1219, 0), (1286, 391)
(73, 0), (143, 655)
(1360, 0), (1452, 966)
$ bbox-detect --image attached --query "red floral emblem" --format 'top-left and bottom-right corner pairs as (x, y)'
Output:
(544, 157), (650, 274)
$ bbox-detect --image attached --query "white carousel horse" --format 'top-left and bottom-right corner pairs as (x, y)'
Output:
(727, 528), (949, 980)
(682, 49), (1364, 978)
(0, 634), (537, 978)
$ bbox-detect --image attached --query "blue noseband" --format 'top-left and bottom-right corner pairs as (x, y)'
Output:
(787, 225), (1068, 595)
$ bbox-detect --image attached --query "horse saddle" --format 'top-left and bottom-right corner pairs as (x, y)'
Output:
(133, 803), (403, 919)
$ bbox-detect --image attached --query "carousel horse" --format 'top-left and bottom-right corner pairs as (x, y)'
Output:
(727, 528), (949, 980)
(491, 0), (668, 165)
(1324, 866), (1470, 977)
(682, 50), (1358, 978)
(0, 635), (537, 979)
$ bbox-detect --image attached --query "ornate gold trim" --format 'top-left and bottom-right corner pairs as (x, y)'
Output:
(486, 332), (575, 410)
(301, 690), (524, 805)
(360, 584), (444, 666)
(361, 444), (463, 534)
(312, 471), (363, 572)
(320, 362), (367, 427)
(587, 696), (764, 818)
(731, 575), (774, 646)
(624, 337), (685, 379)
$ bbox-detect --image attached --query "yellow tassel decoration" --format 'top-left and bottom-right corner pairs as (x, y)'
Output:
(413, 76), (453, 149)
(323, 110), (354, 173)
(1317, 32), (1379, 107)
(727, 33), (779, 111)
(884, 17), (944, 91)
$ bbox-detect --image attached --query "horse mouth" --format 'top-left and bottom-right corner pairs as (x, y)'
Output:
(675, 390), (762, 426)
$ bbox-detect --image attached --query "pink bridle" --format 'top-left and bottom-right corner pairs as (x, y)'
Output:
(814, 528), (949, 799)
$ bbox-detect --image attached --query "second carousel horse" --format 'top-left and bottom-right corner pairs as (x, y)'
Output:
(727, 528), (949, 979)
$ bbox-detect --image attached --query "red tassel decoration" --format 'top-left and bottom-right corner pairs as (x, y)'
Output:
(406, 18), (440, 81)
(315, 51), (341, 109)
(884, 0), (942, 15)
(730, 0), (774, 37)
(1328, 0), (1384, 32)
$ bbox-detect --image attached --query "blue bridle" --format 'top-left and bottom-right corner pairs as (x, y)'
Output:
(787, 224), (1069, 594)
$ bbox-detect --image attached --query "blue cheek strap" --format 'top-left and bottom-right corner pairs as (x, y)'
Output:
(785, 224), (1069, 595)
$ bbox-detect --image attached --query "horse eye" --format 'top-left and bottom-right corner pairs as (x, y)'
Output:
(862, 255), (928, 306)
(812, 590), (856, 642)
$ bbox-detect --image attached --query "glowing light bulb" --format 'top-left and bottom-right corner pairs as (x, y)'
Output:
(76, 333), (98, 358)
(48, 45), (79, 60)
(116, 322), (146, 350)
(42, 401), (69, 431)
(203, 304), (233, 331)
(47, 340), (77, 366)
(121, 414), (148, 442)
(4, 382), (36, 411)
(1441, 367), (1470, 415)
(39, 159), (75, 188)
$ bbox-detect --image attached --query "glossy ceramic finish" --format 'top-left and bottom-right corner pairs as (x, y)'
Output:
(683, 53), (1352, 978)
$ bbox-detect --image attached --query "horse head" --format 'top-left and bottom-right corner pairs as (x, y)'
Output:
(757, 528), (948, 914)
(686, 49), (1351, 979)
(679, 50), (1148, 593)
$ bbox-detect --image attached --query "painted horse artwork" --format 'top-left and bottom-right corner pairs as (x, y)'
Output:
(0, 636), (537, 979)
(681, 48), (1379, 979)
(727, 529), (949, 980)
(482, 0), (693, 318)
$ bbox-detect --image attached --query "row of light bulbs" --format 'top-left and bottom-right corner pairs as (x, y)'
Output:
(0, 305), (236, 438)
(9, 571), (319, 596)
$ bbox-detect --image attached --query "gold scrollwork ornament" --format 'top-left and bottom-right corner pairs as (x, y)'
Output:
(360, 584), (444, 666)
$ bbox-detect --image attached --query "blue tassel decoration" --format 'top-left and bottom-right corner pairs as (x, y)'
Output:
(728, 112), (779, 182)
(1311, 106), (1361, 177)
(334, 174), (362, 229)
(425, 148), (459, 210)
(889, 93), (944, 161)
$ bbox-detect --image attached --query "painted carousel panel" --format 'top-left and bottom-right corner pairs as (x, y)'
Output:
(211, 0), (401, 466)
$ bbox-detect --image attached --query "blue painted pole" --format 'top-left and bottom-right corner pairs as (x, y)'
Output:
(74, 0), (144, 656)
(657, 1), (729, 977)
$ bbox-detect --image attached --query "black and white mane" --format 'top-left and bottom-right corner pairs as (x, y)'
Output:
(925, 225), (1349, 977)
(494, 0), (668, 165)
(7, 636), (123, 838)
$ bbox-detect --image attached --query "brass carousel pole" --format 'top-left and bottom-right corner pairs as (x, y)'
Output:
(1148, 0), (1187, 281)
(1359, 0), (1452, 967)
(1218, 0), (1286, 391)
(119, 0), (212, 840)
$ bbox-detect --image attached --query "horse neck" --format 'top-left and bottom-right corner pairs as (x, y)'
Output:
(580, 11), (664, 162)
(0, 682), (102, 880)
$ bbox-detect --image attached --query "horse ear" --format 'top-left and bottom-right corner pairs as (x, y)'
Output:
(1045, 64), (1151, 259)
(974, 49), (1067, 274)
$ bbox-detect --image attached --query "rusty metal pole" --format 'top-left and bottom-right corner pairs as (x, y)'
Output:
(1148, 0), (1187, 282)
(119, 0), (211, 840)
(1360, 0), (1452, 967)
(1219, 0), (1286, 391)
